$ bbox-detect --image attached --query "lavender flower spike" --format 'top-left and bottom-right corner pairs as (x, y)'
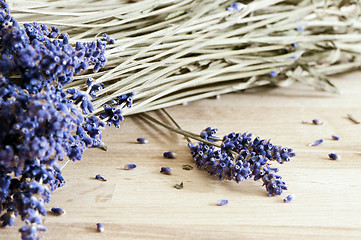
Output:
(188, 127), (295, 196)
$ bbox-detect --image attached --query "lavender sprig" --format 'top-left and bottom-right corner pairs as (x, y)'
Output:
(141, 111), (295, 197)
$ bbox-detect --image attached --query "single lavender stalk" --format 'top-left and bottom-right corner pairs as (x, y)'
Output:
(141, 110), (295, 197)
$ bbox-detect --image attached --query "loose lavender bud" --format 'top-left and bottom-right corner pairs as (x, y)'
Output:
(328, 153), (340, 160)
(96, 223), (104, 232)
(95, 174), (107, 181)
(163, 151), (176, 159)
(309, 139), (323, 146)
(332, 135), (340, 141)
(283, 194), (295, 203)
(124, 164), (137, 170)
(137, 138), (149, 144)
(216, 199), (228, 206)
(226, 2), (246, 11)
(312, 119), (323, 125)
(270, 71), (279, 77)
(51, 207), (66, 216)
(160, 167), (172, 175)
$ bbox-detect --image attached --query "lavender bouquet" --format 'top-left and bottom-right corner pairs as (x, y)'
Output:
(1, 0), (361, 239)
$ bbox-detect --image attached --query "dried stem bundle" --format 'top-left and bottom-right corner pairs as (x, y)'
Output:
(10, 0), (361, 113)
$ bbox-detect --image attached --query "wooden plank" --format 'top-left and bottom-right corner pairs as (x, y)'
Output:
(2, 72), (361, 239)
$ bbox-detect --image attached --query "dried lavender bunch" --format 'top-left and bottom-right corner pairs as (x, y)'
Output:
(0, 2), (133, 239)
(11, 0), (358, 116)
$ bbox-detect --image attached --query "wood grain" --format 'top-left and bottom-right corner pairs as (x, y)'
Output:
(2, 72), (361, 240)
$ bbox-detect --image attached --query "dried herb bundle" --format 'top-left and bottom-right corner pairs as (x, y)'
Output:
(11, 0), (361, 115)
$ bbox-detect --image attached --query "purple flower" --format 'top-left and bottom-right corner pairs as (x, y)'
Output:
(328, 153), (340, 160)
(312, 119), (323, 125)
(283, 194), (295, 203)
(216, 199), (228, 206)
(226, 2), (246, 11)
(124, 164), (137, 170)
(95, 174), (107, 181)
(50, 207), (65, 216)
(309, 139), (323, 146)
(99, 104), (124, 128)
(188, 127), (295, 196)
(332, 135), (340, 141)
(96, 223), (105, 232)
(160, 167), (172, 175)
(136, 138), (149, 144)
(163, 151), (176, 159)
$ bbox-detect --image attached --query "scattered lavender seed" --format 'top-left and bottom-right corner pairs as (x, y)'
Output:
(124, 164), (137, 170)
(51, 207), (66, 216)
(328, 153), (341, 160)
(312, 119), (323, 125)
(163, 151), (176, 159)
(96, 223), (104, 232)
(216, 199), (228, 206)
(160, 167), (172, 175)
(174, 182), (183, 189)
(332, 135), (340, 141)
(137, 138), (149, 144)
(347, 113), (360, 124)
(283, 194), (295, 203)
(182, 164), (194, 170)
(95, 174), (107, 181)
(309, 139), (323, 146)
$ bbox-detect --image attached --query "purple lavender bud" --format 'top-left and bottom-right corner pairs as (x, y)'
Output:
(160, 167), (172, 175)
(231, 2), (245, 10)
(332, 135), (340, 141)
(163, 151), (176, 159)
(95, 174), (107, 181)
(283, 194), (295, 203)
(51, 207), (66, 216)
(96, 223), (104, 232)
(309, 139), (323, 146)
(137, 138), (149, 144)
(312, 119), (323, 125)
(291, 43), (298, 48)
(270, 71), (279, 77)
(328, 153), (340, 160)
(124, 164), (137, 170)
(216, 199), (228, 206)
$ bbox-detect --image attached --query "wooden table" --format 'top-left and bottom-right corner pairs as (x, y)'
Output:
(2, 72), (361, 240)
